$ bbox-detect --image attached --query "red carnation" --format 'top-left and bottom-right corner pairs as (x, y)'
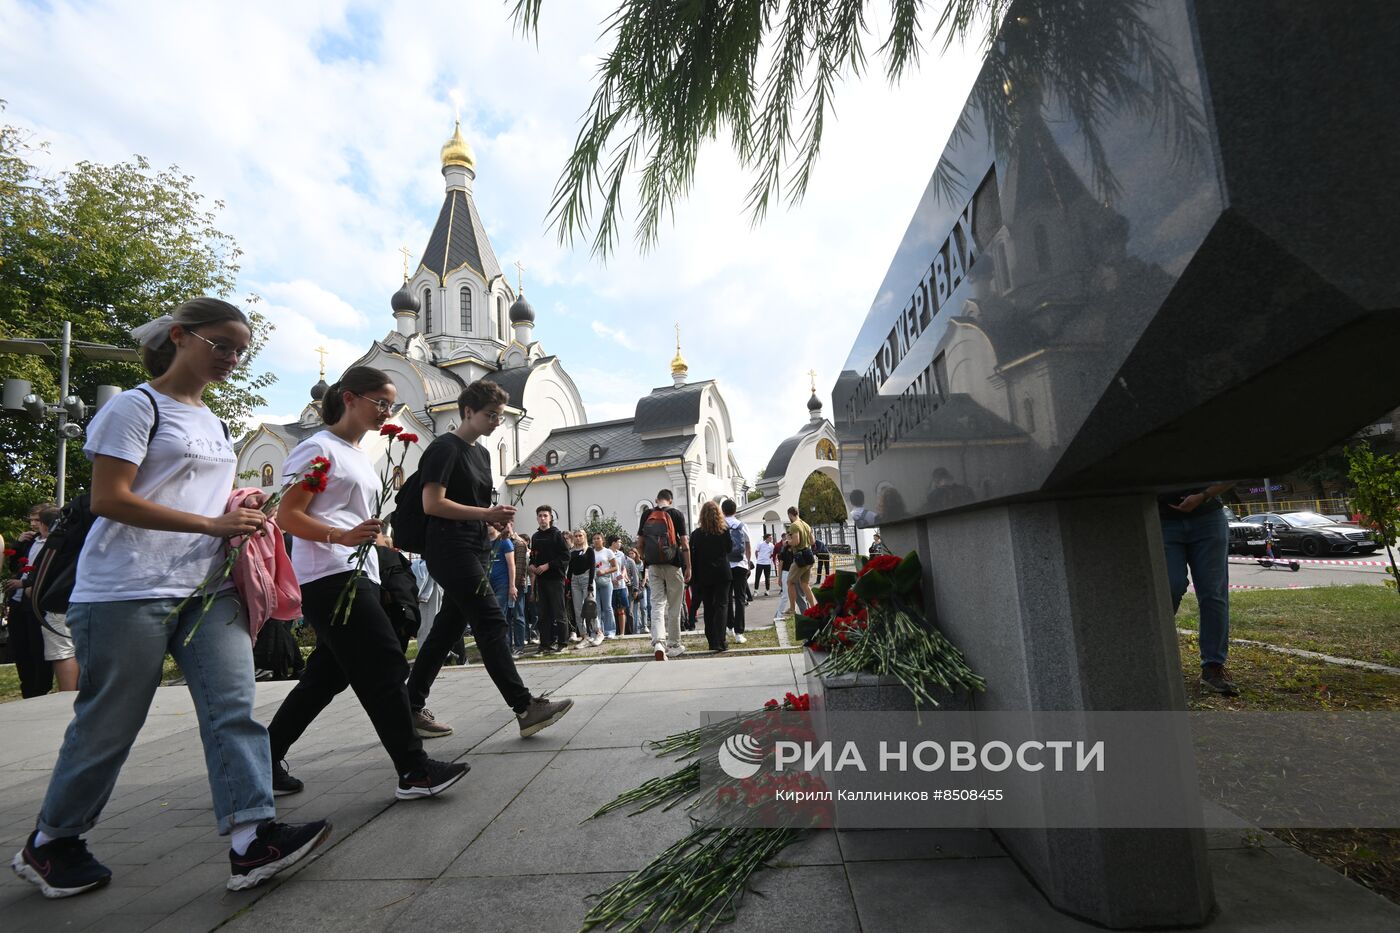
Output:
(379, 424), (403, 437)
(858, 554), (901, 577)
(310, 455), (331, 473)
(817, 574), (835, 590)
(530, 464), (548, 477)
(3, 548), (14, 557)
(802, 604), (827, 619)
(398, 433), (419, 445)
(764, 698), (780, 710)
(301, 471), (328, 494)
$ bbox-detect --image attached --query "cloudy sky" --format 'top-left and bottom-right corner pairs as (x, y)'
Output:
(1, 0), (984, 481)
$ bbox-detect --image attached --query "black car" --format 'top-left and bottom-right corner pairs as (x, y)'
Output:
(1240, 511), (1378, 557)
(1224, 507), (1269, 556)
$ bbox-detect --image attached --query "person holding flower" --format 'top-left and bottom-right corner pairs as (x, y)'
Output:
(13, 298), (329, 901)
(408, 380), (574, 738)
(265, 366), (468, 802)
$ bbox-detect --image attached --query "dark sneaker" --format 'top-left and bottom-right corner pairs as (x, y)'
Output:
(1199, 664), (1240, 697)
(517, 695), (575, 737)
(272, 760), (303, 796)
(412, 707), (453, 739)
(11, 832), (111, 899)
(396, 759), (470, 800)
(226, 819), (331, 891)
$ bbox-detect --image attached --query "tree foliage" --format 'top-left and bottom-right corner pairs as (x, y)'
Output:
(0, 111), (274, 535)
(798, 470), (846, 525)
(1346, 444), (1400, 595)
(512, 0), (1204, 257)
(583, 512), (634, 552)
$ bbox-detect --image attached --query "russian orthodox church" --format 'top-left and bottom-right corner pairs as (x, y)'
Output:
(237, 123), (746, 537)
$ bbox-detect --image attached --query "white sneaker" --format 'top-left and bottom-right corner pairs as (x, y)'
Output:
(734, 632), (747, 644)
(668, 643), (687, 657)
(590, 635), (604, 647)
(606, 633), (617, 640)
(569, 632), (580, 642)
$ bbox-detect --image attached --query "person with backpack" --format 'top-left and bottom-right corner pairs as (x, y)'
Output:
(720, 500), (752, 645)
(408, 381), (574, 738)
(636, 489), (692, 661)
(688, 502), (733, 652)
(374, 533), (422, 652)
(13, 299), (330, 901)
(265, 365), (468, 803)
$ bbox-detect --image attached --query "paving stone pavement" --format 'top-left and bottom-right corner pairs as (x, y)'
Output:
(2, 654), (1398, 932)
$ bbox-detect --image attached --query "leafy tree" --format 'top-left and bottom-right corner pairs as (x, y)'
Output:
(748, 468), (766, 502)
(511, 0), (1204, 257)
(798, 470), (846, 525)
(1346, 444), (1400, 595)
(583, 512), (633, 552)
(0, 111), (274, 536)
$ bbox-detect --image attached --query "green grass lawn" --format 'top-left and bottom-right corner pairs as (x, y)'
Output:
(1175, 584), (1400, 667)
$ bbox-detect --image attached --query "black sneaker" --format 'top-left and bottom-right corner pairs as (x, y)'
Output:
(396, 759), (470, 800)
(1199, 664), (1240, 697)
(517, 695), (575, 737)
(226, 819), (331, 891)
(11, 832), (111, 899)
(272, 759), (303, 796)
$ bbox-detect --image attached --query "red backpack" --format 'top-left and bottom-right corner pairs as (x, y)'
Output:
(639, 508), (678, 565)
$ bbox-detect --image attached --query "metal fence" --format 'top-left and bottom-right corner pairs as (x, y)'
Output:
(1232, 498), (1353, 518)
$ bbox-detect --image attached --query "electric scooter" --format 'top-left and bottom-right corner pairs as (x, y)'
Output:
(1255, 522), (1300, 572)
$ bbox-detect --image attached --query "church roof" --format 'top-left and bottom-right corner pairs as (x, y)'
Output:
(508, 418), (691, 478)
(388, 345), (465, 405)
(419, 188), (502, 285)
(762, 420), (826, 480)
(481, 357), (555, 409)
(632, 381), (713, 435)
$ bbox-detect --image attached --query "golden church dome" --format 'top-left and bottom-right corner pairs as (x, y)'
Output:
(440, 121), (475, 171)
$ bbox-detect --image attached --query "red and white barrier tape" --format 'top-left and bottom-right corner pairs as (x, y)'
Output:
(1192, 584), (1323, 592)
(1228, 556), (1392, 568)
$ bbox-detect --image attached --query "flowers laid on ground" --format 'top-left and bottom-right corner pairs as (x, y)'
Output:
(802, 551), (986, 710)
(331, 425), (418, 624)
(583, 693), (823, 932)
(164, 456), (332, 643)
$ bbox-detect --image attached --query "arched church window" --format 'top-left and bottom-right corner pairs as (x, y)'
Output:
(590, 444), (602, 460)
(546, 450), (559, 467)
(423, 289), (433, 333)
(460, 287), (472, 334)
(260, 463), (274, 487)
(499, 442), (509, 475)
(704, 425), (718, 475)
(587, 505), (602, 523)
(1023, 398), (1036, 434)
(636, 499), (654, 517)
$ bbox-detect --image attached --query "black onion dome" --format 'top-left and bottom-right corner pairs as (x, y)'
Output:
(391, 282), (420, 314)
(311, 379), (330, 401)
(509, 294), (535, 324)
(807, 392), (822, 411)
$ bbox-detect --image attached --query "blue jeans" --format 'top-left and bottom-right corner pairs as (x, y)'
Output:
(491, 578), (518, 649)
(594, 578), (615, 636)
(510, 585), (527, 648)
(39, 594), (275, 838)
(1162, 509), (1230, 668)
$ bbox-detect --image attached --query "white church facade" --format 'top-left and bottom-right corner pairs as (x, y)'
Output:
(237, 123), (746, 538)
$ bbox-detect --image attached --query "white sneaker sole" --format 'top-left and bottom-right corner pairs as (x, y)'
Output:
(518, 699), (574, 738)
(395, 764), (470, 800)
(11, 851), (109, 899)
(225, 822), (332, 891)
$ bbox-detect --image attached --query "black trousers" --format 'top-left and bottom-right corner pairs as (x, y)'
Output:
(268, 573), (426, 775)
(534, 574), (569, 648)
(728, 566), (748, 634)
(699, 577), (730, 650)
(753, 563), (772, 590)
(410, 543), (532, 713)
(8, 603), (52, 698)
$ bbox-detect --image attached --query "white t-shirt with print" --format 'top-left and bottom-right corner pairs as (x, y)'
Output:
(283, 430), (381, 586)
(755, 540), (774, 565)
(71, 384), (236, 602)
(593, 547), (617, 583)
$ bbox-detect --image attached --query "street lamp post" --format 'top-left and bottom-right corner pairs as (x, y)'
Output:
(1, 320), (137, 506)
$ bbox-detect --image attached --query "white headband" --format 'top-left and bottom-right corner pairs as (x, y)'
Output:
(129, 315), (176, 348)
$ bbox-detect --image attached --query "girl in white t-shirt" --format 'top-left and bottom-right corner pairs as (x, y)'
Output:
(15, 298), (329, 901)
(264, 365), (466, 803)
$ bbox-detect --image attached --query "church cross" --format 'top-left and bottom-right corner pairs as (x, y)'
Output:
(808, 369), (817, 393)
(315, 346), (328, 380)
(514, 259), (526, 293)
(398, 246), (412, 282)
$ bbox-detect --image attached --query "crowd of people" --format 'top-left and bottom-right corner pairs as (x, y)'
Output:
(2, 297), (862, 904)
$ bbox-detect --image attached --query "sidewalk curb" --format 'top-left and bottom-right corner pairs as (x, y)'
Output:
(1177, 628), (1400, 675)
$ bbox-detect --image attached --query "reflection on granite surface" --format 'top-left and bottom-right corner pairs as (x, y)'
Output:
(835, 0), (1400, 522)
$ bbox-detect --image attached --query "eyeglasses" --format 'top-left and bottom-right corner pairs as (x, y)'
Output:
(189, 331), (247, 362)
(353, 393), (394, 413)
(481, 410), (505, 424)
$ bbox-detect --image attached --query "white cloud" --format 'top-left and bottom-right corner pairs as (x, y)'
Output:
(1, 0), (985, 482)
(590, 320), (637, 350)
